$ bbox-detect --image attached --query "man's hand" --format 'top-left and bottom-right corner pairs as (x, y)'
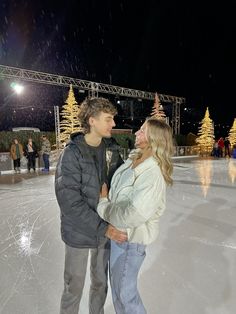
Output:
(100, 183), (108, 198)
(105, 224), (128, 243)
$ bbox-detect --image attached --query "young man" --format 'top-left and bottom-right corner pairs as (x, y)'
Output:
(41, 134), (51, 171)
(55, 97), (127, 314)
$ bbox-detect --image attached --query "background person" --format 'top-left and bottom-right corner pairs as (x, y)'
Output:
(224, 137), (231, 157)
(217, 137), (224, 157)
(212, 140), (219, 157)
(232, 144), (236, 158)
(98, 118), (174, 314)
(41, 134), (51, 171)
(24, 137), (38, 172)
(10, 138), (24, 173)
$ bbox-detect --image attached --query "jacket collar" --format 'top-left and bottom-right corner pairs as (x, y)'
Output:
(132, 156), (158, 175)
(115, 156), (157, 177)
(68, 133), (119, 150)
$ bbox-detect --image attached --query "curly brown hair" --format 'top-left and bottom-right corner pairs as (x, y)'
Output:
(78, 97), (117, 133)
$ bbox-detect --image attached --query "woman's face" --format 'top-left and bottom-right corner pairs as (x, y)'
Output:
(134, 122), (149, 149)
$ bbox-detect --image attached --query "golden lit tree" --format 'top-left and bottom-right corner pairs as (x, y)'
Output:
(151, 93), (166, 120)
(60, 84), (82, 144)
(196, 107), (215, 155)
(228, 118), (236, 146)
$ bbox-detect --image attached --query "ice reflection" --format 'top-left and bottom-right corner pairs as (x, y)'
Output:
(18, 227), (37, 256)
(196, 159), (213, 197)
(228, 159), (236, 183)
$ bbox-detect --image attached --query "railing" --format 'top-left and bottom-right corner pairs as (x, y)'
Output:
(119, 146), (199, 161)
(174, 146), (199, 157)
(0, 147), (199, 173)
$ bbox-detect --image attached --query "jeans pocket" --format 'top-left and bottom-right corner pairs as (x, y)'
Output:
(136, 244), (146, 256)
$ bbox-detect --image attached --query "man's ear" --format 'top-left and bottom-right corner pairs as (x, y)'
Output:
(88, 116), (95, 127)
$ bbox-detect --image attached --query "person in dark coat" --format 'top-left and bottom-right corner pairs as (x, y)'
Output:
(224, 138), (231, 157)
(55, 97), (127, 314)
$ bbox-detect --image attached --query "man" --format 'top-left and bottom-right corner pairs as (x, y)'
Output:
(224, 137), (231, 157)
(41, 134), (51, 171)
(55, 97), (127, 314)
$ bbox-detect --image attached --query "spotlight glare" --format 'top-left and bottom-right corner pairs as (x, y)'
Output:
(11, 82), (24, 94)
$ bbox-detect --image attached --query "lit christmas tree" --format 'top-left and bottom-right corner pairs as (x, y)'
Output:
(151, 93), (166, 120)
(196, 107), (215, 155)
(228, 118), (236, 146)
(60, 84), (82, 144)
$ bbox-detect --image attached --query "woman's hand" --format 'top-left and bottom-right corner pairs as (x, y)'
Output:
(100, 183), (108, 198)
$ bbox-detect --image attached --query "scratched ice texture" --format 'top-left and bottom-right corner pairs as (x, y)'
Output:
(0, 157), (235, 314)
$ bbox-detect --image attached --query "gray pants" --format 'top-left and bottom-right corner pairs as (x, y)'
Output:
(60, 240), (110, 314)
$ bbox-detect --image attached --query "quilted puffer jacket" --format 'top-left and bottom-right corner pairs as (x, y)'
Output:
(55, 133), (123, 248)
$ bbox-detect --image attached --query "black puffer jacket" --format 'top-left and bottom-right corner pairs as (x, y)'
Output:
(55, 133), (123, 248)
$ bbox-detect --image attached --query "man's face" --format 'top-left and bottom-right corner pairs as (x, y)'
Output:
(134, 122), (149, 149)
(89, 112), (116, 138)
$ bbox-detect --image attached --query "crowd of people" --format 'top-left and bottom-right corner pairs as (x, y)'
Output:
(10, 135), (51, 173)
(212, 137), (236, 158)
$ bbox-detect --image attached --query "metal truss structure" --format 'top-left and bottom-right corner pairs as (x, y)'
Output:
(0, 64), (185, 134)
(53, 106), (60, 150)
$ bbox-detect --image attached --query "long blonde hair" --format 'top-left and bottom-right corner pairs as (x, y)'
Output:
(130, 118), (174, 185)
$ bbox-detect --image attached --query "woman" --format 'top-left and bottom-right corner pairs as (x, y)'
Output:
(10, 138), (24, 173)
(24, 137), (38, 172)
(98, 118), (174, 313)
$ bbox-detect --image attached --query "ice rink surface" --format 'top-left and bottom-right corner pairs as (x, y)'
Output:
(0, 157), (236, 314)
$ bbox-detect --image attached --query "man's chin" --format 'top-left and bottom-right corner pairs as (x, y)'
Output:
(103, 133), (112, 138)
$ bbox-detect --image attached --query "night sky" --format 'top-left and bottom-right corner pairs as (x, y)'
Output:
(0, 0), (235, 135)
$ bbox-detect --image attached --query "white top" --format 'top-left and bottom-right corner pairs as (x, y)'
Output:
(98, 157), (166, 245)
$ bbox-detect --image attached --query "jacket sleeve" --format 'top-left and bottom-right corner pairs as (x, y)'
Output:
(10, 145), (14, 158)
(97, 176), (166, 229)
(55, 148), (108, 237)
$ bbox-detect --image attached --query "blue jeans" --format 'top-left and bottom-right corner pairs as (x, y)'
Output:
(43, 153), (49, 170)
(110, 241), (146, 314)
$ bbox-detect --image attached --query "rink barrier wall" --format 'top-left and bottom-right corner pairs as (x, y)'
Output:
(120, 145), (199, 161)
(0, 150), (60, 174)
(0, 147), (198, 174)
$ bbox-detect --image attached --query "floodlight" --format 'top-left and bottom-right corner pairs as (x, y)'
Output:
(10, 82), (24, 94)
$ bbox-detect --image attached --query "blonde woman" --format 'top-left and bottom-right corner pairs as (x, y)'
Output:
(98, 118), (174, 314)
